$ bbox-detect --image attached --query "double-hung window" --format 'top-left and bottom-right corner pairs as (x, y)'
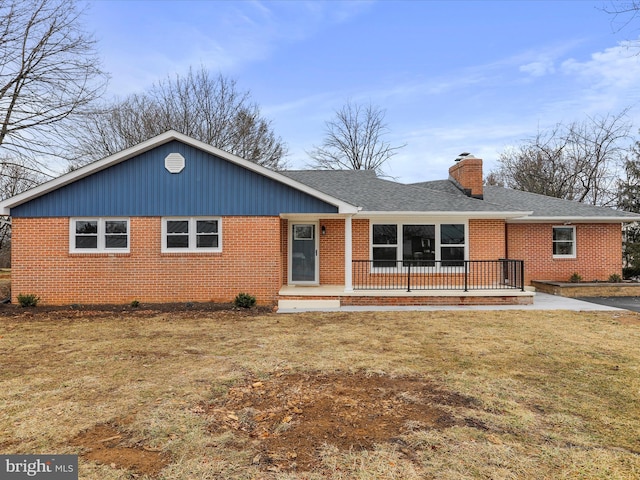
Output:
(440, 224), (465, 266)
(162, 217), (221, 252)
(371, 222), (466, 268)
(372, 224), (398, 268)
(552, 226), (575, 258)
(70, 218), (129, 253)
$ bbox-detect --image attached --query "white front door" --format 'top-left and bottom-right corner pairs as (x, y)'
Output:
(290, 223), (318, 284)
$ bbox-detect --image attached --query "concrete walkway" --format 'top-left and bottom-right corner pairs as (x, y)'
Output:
(277, 292), (626, 313)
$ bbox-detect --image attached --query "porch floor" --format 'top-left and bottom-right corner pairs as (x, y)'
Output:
(278, 285), (535, 310)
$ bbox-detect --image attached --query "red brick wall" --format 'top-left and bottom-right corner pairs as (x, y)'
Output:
(319, 219), (345, 285)
(352, 219), (370, 261)
(12, 217), (282, 305)
(469, 219), (505, 260)
(282, 294), (532, 306)
(506, 223), (623, 284)
(352, 219), (370, 281)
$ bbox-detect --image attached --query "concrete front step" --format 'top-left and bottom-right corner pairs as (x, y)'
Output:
(277, 299), (341, 310)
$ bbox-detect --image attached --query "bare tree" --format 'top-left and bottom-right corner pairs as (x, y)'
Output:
(307, 101), (405, 176)
(488, 112), (631, 206)
(0, 158), (47, 200)
(73, 68), (289, 170)
(0, 0), (107, 165)
(0, 156), (48, 266)
(604, 2), (640, 40)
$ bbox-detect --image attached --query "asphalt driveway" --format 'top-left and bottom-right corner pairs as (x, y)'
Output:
(576, 296), (640, 313)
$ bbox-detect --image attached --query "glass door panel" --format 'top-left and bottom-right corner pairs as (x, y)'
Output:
(291, 224), (317, 282)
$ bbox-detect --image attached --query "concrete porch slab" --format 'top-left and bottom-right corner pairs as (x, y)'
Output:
(278, 284), (535, 311)
(277, 292), (625, 313)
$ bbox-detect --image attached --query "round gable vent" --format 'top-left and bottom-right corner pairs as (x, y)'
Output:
(165, 153), (185, 173)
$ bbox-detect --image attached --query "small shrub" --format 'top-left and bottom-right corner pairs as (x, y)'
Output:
(608, 273), (622, 283)
(130, 300), (140, 308)
(569, 272), (583, 283)
(17, 293), (40, 307)
(234, 292), (256, 308)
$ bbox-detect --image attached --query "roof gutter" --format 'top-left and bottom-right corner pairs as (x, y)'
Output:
(507, 216), (640, 223)
(357, 210), (534, 219)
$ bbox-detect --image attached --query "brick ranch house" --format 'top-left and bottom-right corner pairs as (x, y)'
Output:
(1, 130), (638, 309)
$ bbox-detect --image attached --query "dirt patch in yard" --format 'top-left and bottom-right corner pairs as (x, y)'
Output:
(70, 422), (170, 477)
(0, 301), (273, 319)
(204, 372), (482, 472)
(66, 371), (482, 476)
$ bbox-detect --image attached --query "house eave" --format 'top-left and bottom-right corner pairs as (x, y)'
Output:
(0, 130), (358, 216)
(506, 216), (640, 223)
(356, 210), (533, 219)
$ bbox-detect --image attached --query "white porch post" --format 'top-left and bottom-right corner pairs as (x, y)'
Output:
(344, 215), (354, 292)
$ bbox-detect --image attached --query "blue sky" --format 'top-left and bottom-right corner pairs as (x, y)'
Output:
(82, 0), (640, 182)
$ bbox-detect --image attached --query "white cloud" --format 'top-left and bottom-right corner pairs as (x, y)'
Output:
(519, 59), (555, 77)
(561, 40), (640, 89)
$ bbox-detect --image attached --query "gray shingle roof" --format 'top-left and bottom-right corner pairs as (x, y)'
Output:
(282, 170), (638, 220)
(413, 180), (639, 219)
(282, 170), (523, 213)
(483, 185), (639, 219)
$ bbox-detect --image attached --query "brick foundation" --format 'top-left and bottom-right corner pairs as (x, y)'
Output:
(280, 294), (533, 306)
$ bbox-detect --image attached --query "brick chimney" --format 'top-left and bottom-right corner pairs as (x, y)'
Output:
(448, 153), (483, 199)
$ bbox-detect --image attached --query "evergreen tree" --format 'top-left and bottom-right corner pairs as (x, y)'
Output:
(617, 144), (640, 277)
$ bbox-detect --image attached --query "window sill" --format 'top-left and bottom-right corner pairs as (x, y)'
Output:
(69, 251), (130, 256)
(161, 250), (222, 255)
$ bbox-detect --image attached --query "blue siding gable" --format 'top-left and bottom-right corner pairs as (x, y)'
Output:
(12, 141), (338, 217)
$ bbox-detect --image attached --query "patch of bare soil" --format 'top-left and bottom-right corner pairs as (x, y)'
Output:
(204, 372), (482, 472)
(70, 422), (169, 477)
(0, 302), (272, 319)
(611, 313), (640, 325)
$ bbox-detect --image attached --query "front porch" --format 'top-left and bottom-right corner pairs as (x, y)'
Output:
(278, 285), (535, 310)
(280, 216), (533, 309)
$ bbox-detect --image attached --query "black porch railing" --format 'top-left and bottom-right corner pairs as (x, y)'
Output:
(352, 259), (525, 292)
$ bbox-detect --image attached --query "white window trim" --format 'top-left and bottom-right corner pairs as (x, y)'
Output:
(69, 218), (130, 253)
(162, 217), (222, 253)
(371, 223), (399, 267)
(370, 219), (468, 271)
(552, 225), (576, 259)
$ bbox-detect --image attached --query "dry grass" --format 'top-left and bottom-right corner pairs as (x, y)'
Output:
(1, 307), (640, 479)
